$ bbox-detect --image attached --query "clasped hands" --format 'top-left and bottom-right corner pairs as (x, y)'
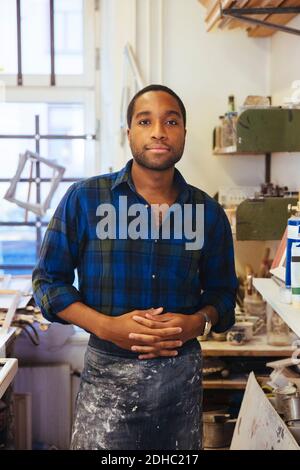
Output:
(109, 307), (204, 360)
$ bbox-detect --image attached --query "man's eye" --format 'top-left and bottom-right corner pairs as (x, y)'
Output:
(138, 120), (150, 125)
(166, 120), (178, 125)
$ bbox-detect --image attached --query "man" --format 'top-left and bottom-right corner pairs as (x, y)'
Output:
(32, 84), (237, 450)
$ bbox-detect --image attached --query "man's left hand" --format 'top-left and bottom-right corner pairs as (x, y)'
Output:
(130, 311), (204, 360)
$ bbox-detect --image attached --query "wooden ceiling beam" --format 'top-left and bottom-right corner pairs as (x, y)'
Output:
(198, 0), (300, 36)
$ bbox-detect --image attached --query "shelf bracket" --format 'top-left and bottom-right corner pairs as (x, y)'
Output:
(222, 7), (300, 36)
(265, 152), (271, 185)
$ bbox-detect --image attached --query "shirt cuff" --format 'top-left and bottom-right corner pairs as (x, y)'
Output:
(199, 292), (235, 333)
(37, 286), (82, 325)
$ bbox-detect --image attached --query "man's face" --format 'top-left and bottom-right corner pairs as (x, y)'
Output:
(127, 91), (186, 171)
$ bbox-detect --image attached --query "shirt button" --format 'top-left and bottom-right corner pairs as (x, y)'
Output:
(152, 274), (156, 279)
(145, 204), (149, 208)
(154, 239), (158, 243)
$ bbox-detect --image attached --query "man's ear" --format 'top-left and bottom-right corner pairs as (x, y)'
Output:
(127, 128), (130, 140)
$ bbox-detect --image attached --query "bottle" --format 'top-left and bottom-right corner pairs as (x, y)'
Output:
(215, 116), (224, 150)
(285, 193), (300, 288)
(222, 113), (233, 147)
(291, 242), (300, 306)
(228, 95), (236, 112)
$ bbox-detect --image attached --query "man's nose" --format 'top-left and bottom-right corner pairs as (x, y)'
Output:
(151, 121), (167, 140)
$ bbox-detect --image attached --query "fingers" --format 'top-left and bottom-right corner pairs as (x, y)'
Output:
(132, 315), (158, 329)
(132, 315), (171, 329)
(145, 313), (172, 322)
(147, 307), (163, 315)
(129, 328), (182, 343)
(154, 327), (182, 337)
(131, 340), (182, 353)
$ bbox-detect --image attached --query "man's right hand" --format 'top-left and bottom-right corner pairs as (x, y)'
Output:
(103, 307), (183, 358)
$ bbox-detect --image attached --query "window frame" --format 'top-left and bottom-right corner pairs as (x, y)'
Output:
(0, 0), (99, 273)
(0, 0), (95, 88)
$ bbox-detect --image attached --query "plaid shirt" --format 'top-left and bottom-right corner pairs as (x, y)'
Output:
(32, 159), (237, 357)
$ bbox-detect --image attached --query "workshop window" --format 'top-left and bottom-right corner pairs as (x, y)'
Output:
(0, 0), (98, 274)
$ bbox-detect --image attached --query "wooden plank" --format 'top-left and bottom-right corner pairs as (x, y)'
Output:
(208, 0), (284, 34)
(228, 0), (252, 29)
(203, 375), (269, 389)
(236, 108), (300, 153)
(249, 0), (300, 37)
(206, 0), (235, 31)
(238, 0), (286, 36)
(236, 197), (297, 241)
(199, 0), (300, 36)
(198, 0), (213, 7)
(0, 358), (18, 399)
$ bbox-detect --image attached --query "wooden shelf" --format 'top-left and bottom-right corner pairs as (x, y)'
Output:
(0, 327), (17, 357)
(0, 358), (18, 399)
(199, 0), (300, 37)
(203, 374), (268, 389)
(213, 146), (237, 155)
(253, 278), (300, 338)
(213, 146), (265, 156)
(199, 333), (295, 357)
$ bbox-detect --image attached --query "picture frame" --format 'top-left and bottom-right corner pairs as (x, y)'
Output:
(4, 150), (65, 217)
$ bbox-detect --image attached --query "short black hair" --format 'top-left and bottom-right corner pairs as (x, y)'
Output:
(127, 84), (186, 128)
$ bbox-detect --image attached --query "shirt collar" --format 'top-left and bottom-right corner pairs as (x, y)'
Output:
(112, 158), (190, 203)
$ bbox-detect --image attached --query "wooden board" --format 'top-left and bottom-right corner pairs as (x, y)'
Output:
(231, 372), (299, 449)
(237, 108), (300, 153)
(236, 197), (297, 241)
(203, 374), (269, 389)
(200, 333), (295, 356)
(249, 0), (299, 37)
(198, 0), (300, 36)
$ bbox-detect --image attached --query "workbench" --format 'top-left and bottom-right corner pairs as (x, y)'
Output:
(199, 333), (295, 390)
(0, 328), (18, 399)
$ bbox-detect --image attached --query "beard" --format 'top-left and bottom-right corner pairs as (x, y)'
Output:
(129, 143), (185, 172)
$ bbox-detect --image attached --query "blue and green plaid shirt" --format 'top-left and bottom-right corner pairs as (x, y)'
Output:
(32, 159), (237, 357)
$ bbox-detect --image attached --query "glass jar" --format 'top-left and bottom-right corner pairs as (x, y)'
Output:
(221, 112), (238, 148)
(266, 305), (290, 346)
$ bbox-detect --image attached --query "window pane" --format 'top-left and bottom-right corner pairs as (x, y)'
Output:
(0, 102), (85, 177)
(21, 0), (50, 74)
(0, 0), (17, 74)
(55, 0), (83, 75)
(0, 183), (36, 223)
(0, 227), (36, 274)
(0, 0), (84, 76)
(0, 102), (48, 134)
(40, 103), (85, 177)
(0, 139), (36, 178)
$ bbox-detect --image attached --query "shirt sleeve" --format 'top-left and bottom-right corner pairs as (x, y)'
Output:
(199, 200), (238, 333)
(32, 183), (85, 324)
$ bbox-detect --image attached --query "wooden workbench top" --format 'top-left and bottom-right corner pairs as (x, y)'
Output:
(198, 334), (295, 357)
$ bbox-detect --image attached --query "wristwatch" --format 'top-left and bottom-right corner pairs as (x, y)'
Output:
(202, 312), (212, 336)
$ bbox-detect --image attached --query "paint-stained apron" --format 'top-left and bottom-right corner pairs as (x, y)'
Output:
(70, 342), (203, 450)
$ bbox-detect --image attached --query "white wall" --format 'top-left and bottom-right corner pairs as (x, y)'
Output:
(100, 0), (270, 196)
(270, 14), (300, 192)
